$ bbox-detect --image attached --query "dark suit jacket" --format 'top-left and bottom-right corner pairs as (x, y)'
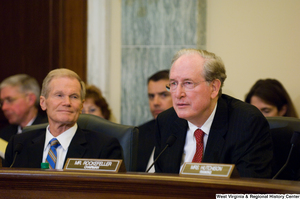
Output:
(137, 119), (156, 172)
(0, 112), (48, 142)
(154, 94), (273, 178)
(3, 126), (123, 168)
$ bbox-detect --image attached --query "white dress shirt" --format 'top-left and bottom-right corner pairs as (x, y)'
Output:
(146, 147), (155, 173)
(42, 123), (77, 169)
(180, 103), (217, 171)
(17, 116), (36, 134)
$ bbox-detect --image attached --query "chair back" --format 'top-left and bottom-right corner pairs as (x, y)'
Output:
(266, 116), (300, 180)
(23, 114), (139, 172)
(267, 116), (300, 132)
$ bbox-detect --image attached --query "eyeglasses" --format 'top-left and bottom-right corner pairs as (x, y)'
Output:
(0, 95), (27, 108)
(166, 80), (207, 92)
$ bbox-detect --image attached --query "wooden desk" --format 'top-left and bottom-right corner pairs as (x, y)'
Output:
(0, 168), (299, 198)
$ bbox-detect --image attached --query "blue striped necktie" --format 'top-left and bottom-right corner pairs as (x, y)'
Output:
(46, 138), (61, 169)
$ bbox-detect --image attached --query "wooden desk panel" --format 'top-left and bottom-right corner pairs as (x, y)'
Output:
(0, 168), (299, 198)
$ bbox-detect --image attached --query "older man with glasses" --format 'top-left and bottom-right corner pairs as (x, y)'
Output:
(154, 49), (273, 178)
(0, 74), (48, 142)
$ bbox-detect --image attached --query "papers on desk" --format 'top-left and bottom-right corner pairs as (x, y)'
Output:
(0, 138), (8, 159)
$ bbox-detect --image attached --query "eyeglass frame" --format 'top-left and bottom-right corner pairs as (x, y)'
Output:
(166, 80), (208, 92)
(0, 94), (28, 108)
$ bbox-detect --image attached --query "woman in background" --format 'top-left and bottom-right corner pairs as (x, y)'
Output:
(245, 78), (298, 118)
(246, 79), (300, 181)
(82, 85), (111, 120)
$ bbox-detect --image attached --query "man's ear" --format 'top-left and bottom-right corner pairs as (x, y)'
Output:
(79, 99), (85, 114)
(27, 93), (37, 106)
(40, 96), (47, 111)
(278, 104), (287, 116)
(210, 79), (221, 99)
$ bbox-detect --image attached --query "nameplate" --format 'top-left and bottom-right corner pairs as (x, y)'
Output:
(64, 158), (125, 172)
(180, 163), (239, 178)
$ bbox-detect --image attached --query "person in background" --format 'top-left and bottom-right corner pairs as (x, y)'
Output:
(245, 78), (298, 118)
(137, 70), (173, 172)
(245, 79), (300, 180)
(0, 74), (47, 142)
(3, 68), (123, 168)
(154, 49), (273, 178)
(82, 85), (111, 120)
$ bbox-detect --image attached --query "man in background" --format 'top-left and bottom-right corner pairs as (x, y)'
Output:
(137, 70), (173, 172)
(0, 74), (47, 142)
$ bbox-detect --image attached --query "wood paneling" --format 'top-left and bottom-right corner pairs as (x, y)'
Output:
(60, 0), (87, 80)
(0, 0), (87, 126)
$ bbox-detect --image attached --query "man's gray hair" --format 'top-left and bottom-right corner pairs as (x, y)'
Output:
(0, 74), (40, 107)
(171, 49), (227, 97)
(41, 68), (86, 100)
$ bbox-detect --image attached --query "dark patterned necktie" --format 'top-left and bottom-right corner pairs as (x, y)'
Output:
(192, 129), (204, 163)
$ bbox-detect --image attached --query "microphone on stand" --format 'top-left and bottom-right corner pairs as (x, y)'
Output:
(272, 131), (300, 179)
(146, 135), (177, 172)
(10, 143), (23, 168)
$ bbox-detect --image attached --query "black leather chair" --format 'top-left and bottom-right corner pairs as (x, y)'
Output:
(267, 117), (300, 131)
(266, 116), (300, 180)
(23, 114), (139, 172)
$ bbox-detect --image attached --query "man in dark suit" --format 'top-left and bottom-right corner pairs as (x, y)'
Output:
(0, 74), (48, 142)
(0, 112), (47, 142)
(154, 49), (273, 178)
(137, 70), (172, 172)
(4, 68), (122, 168)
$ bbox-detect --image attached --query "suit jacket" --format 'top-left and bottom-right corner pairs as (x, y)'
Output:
(0, 112), (48, 142)
(3, 126), (123, 168)
(154, 94), (273, 178)
(137, 119), (156, 172)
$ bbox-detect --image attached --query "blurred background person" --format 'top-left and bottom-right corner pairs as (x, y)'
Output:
(245, 78), (298, 118)
(137, 70), (173, 172)
(82, 85), (111, 120)
(0, 74), (47, 142)
(245, 79), (300, 180)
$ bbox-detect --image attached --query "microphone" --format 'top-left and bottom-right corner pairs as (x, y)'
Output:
(146, 135), (177, 172)
(272, 131), (300, 179)
(10, 143), (23, 168)
(290, 131), (300, 146)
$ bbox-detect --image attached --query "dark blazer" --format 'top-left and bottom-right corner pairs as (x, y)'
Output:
(137, 119), (156, 172)
(3, 126), (123, 168)
(154, 94), (273, 178)
(0, 112), (48, 142)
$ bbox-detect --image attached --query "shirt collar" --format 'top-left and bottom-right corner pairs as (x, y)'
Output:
(17, 116), (37, 134)
(188, 102), (218, 135)
(44, 123), (78, 151)
(26, 116), (36, 126)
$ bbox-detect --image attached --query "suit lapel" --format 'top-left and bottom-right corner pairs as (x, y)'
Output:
(7, 125), (18, 141)
(168, 116), (188, 172)
(64, 127), (87, 165)
(203, 96), (228, 163)
(170, 117), (188, 147)
(28, 131), (46, 167)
